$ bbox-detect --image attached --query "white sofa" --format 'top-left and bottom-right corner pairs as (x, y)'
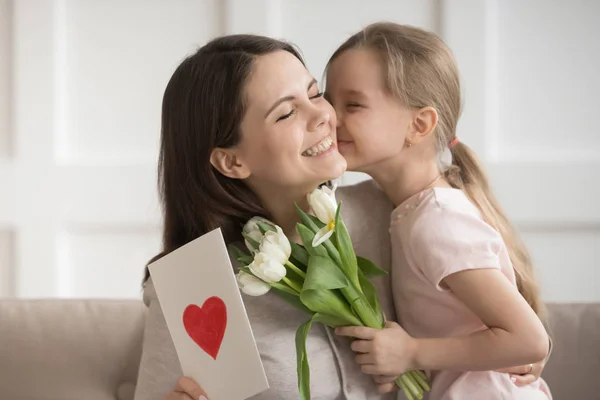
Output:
(0, 299), (598, 399)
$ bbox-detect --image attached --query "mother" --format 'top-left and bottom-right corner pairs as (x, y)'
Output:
(133, 34), (397, 400)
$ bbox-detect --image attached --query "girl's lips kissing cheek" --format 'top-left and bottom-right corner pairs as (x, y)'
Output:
(336, 140), (353, 152)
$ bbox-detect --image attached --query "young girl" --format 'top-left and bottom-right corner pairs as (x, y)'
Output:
(328, 23), (552, 399)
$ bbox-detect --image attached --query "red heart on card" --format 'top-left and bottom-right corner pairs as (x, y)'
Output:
(182, 296), (227, 360)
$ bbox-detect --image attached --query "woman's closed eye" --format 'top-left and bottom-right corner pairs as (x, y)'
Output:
(277, 109), (295, 122)
(276, 92), (324, 122)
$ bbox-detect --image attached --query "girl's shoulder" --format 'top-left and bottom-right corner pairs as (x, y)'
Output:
(408, 187), (503, 250)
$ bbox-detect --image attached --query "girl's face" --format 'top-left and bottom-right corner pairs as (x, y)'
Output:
(325, 48), (414, 174)
(214, 50), (346, 195)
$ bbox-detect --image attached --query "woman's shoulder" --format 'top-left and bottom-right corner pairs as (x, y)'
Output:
(336, 178), (393, 214)
(142, 278), (157, 306)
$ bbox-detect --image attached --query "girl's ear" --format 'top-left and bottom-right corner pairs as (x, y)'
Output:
(409, 106), (438, 143)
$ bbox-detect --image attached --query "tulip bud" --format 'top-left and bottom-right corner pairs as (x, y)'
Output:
(307, 186), (339, 247)
(259, 226), (292, 265)
(236, 270), (271, 296)
(243, 217), (275, 253)
(307, 186), (338, 225)
(249, 252), (287, 283)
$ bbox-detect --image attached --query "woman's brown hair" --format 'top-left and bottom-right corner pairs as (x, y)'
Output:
(144, 35), (304, 282)
(327, 22), (544, 317)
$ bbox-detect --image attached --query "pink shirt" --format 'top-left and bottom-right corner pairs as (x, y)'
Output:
(390, 187), (551, 400)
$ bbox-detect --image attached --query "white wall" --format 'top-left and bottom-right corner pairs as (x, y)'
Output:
(0, 0), (598, 302)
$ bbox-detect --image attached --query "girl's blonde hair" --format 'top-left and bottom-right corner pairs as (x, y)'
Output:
(327, 22), (544, 318)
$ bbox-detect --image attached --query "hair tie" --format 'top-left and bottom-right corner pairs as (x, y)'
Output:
(448, 137), (459, 149)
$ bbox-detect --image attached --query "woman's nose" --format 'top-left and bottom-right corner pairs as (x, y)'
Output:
(309, 110), (331, 131)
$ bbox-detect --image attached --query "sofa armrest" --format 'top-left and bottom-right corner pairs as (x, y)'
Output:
(542, 302), (600, 399)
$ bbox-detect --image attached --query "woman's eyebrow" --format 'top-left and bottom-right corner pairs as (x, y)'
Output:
(264, 78), (319, 118)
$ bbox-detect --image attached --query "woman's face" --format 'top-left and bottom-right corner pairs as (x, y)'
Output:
(225, 50), (347, 194)
(325, 48), (412, 174)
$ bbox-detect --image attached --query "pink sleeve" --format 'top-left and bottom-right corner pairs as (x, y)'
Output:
(409, 207), (504, 290)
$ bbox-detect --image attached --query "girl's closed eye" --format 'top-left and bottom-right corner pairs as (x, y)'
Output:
(310, 91), (324, 100)
(346, 102), (363, 111)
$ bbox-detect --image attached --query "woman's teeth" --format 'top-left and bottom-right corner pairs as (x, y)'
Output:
(302, 137), (334, 157)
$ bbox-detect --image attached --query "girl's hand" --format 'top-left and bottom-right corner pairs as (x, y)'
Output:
(163, 376), (209, 400)
(335, 321), (417, 376)
(373, 374), (400, 394)
(496, 360), (545, 386)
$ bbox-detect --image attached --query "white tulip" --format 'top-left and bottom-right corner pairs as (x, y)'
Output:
(307, 185), (339, 247)
(249, 252), (287, 283)
(243, 216), (275, 253)
(236, 270), (271, 296)
(259, 226), (292, 265)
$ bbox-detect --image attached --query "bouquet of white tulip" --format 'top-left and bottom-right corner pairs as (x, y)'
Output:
(230, 186), (430, 400)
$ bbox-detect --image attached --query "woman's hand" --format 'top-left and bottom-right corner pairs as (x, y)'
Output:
(163, 377), (208, 400)
(496, 360), (545, 386)
(335, 321), (418, 376)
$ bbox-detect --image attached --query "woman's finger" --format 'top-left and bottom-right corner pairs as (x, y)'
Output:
(374, 375), (398, 384)
(377, 382), (398, 394)
(510, 373), (538, 386)
(174, 377), (208, 399)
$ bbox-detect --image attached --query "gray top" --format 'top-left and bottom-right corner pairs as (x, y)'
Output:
(133, 180), (397, 400)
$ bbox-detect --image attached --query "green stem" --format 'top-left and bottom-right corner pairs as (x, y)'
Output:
(412, 370), (430, 391)
(281, 276), (302, 293)
(286, 260), (306, 279)
(400, 374), (422, 399)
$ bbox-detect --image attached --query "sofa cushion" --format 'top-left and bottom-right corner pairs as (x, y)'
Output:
(0, 299), (146, 400)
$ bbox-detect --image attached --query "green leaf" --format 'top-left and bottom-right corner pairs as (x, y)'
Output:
(312, 312), (356, 328)
(321, 239), (343, 270)
(357, 268), (384, 327)
(333, 202), (360, 288)
(270, 281), (302, 297)
(242, 233), (260, 251)
(295, 203), (321, 234)
(296, 318), (314, 400)
(290, 242), (309, 267)
(271, 286), (313, 314)
(294, 203), (343, 267)
(256, 221), (276, 234)
(306, 213), (326, 229)
(349, 294), (382, 329)
(228, 243), (248, 259)
(229, 244), (253, 267)
(299, 289), (362, 326)
(303, 255), (349, 291)
(296, 224), (328, 258)
(357, 256), (388, 278)
(236, 255), (254, 265)
(238, 266), (252, 275)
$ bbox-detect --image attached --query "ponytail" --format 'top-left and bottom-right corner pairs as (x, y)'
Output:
(445, 141), (545, 319)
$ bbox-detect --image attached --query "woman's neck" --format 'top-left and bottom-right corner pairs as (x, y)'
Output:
(367, 155), (443, 207)
(253, 184), (314, 242)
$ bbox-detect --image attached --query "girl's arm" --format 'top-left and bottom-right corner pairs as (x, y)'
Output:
(335, 270), (548, 376)
(411, 267), (549, 371)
